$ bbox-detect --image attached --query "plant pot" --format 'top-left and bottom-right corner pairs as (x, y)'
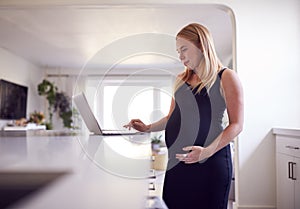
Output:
(152, 144), (160, 151)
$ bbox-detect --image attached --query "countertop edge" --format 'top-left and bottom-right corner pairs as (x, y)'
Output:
(272, 127), (300, 137)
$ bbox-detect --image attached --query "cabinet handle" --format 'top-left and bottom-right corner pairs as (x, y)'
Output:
(291, 162), (296, 180)
(285, 145), (300, 150)
(288, 162), (297, 180)
(288, 162), (292, 179)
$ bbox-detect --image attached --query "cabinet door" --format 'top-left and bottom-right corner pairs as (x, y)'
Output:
(295, 157), (300, 209)
(277, 153), (294, 209)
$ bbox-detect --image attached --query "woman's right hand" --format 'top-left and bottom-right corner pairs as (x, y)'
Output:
(123, 119), (150, 132)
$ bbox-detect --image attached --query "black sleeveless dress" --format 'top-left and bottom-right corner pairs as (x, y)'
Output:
(163, 69), (232, 209)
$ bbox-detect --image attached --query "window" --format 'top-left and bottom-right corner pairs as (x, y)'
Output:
(85, 75), (173, 131)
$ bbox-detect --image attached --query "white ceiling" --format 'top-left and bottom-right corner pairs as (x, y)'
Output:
(0, 4), (233, 71)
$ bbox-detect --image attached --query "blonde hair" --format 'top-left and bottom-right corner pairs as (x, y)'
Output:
(174, 23), (223, 94)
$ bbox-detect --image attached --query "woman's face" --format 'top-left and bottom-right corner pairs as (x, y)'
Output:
(176, 37), (203, 70)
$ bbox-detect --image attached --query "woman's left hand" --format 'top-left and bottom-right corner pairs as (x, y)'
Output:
(176, 146), (212, 164)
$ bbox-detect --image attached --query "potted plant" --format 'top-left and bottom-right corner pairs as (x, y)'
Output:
(37, 79), (73, 129)
(151, 135), (162, 151)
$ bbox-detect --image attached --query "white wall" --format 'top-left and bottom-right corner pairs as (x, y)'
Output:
(0, 47), (44, 128)
(0, 0), (300, 208)
(231, 0), (300, 208)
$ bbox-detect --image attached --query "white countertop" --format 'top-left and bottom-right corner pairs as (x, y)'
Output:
(272, 127), (300, 137)
(0, 131), (160, 209)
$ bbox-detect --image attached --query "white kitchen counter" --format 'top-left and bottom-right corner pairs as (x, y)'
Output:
(0, 131), (164, 209)
(272, 127), (300, 137)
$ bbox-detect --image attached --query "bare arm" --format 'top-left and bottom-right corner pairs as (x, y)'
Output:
(124, 98), (175, 132)
(206, 69), (244, 154)
(147, 98), (175, 132)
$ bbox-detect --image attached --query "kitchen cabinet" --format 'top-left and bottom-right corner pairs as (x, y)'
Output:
(273, 128), (300, 209)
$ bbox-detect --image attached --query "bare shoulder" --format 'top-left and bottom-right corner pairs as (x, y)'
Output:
(221, 69), (241, 85)
(221, 68), (243, 95)
(222, 68), (237, 78)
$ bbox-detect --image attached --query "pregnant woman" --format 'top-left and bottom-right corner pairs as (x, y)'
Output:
(124, 23), (244, 209)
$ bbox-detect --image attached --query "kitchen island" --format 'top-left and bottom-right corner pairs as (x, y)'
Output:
(0, 131), (166, 209)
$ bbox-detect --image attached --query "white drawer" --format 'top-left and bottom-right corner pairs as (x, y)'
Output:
(276, 136), (300, 158)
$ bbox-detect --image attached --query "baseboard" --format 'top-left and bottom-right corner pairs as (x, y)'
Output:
(235, 204), (275, 209)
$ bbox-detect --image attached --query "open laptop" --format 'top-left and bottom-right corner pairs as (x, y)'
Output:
(73, 92), (143, 135)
